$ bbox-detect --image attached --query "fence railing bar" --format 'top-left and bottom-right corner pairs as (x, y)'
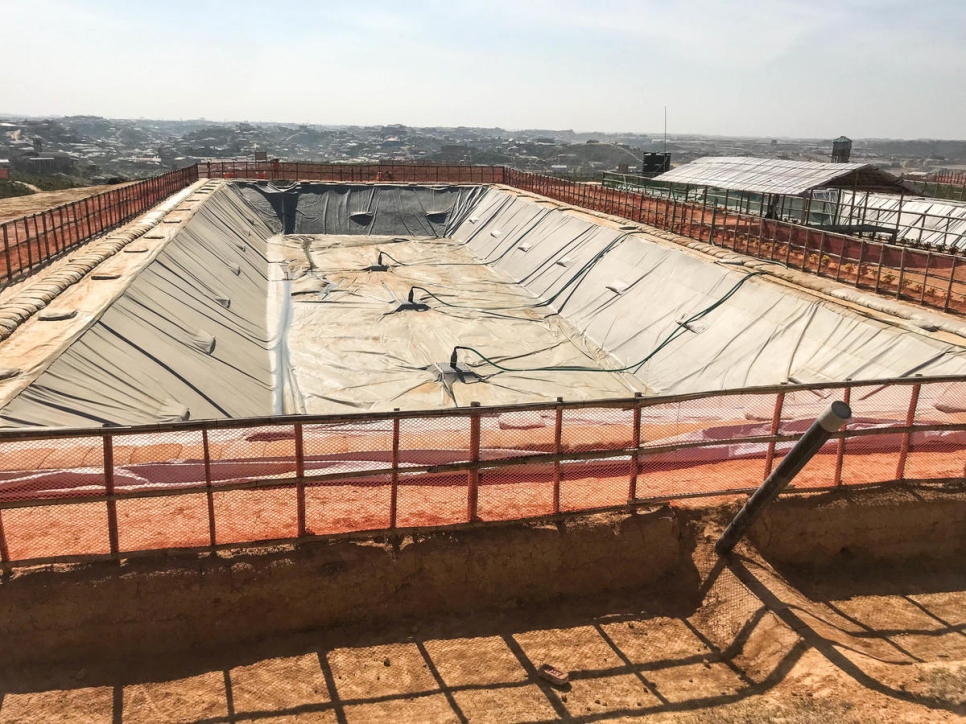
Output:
(103, 435), (119, 559)
(389, 410), (400, 529)
(895, 382), (922, 480)
(1, 375), (959, 443)
(295, 422), (306, 537)
(203, 428), (216, 547)
(553, 396), (563, 514)
(4, 419), (965, 513)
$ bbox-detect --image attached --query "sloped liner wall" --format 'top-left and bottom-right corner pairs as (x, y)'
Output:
(0, 187), (276, 427)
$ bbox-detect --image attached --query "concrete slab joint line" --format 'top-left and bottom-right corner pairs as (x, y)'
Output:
(0, 181), (207, 342)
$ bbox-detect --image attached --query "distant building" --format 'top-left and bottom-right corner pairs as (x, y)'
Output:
(831, 136), (852, 163)
(641, 152), (671, 177)
(18, 154), (75, 175)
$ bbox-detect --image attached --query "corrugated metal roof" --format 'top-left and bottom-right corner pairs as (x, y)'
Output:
(652, 156), (904, 196)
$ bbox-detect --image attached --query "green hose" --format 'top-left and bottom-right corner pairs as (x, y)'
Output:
(450, 271), (763, 375)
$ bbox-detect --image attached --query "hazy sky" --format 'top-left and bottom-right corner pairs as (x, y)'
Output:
(2, 0), (964, 139)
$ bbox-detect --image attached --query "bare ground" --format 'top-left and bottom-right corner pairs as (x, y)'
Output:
(0, 182), (138, 223)
(0, 499), (963, 723)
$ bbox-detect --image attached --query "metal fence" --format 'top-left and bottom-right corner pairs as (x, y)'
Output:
(7, 162), (965, 316)
(0, 377), (963, 567)
(0, 162), (503, 288)
(198, 160), (505, 184)
(916, 181), (966, 203)
(0, 166), (199, 285)
(603, 172), (966, 251)
(928, 171), (966, 187)
(507, 170), (966, 315)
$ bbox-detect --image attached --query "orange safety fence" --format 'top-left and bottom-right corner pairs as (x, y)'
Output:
(0, 377), (964, 567)
(197, 160), (506, 184)
(0, 163), (502, 287)
(928, 170), (966, 187)
(7, 162), (963, 318)
(504, 169), (966, 316)
(0, 166), (199, 285)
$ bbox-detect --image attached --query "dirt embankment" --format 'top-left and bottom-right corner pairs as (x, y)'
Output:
(1, 485), (965, 672)
(1, 487), (965, 722)
(0, 509), (682, 667)
(750, 484), (966, 566)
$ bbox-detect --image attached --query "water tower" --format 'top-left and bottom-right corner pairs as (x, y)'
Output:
(831, 136), (852, 163)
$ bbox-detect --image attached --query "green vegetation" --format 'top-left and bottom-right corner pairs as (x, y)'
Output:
(919, 181), (966, 202)
(0, 179), (34, 200)
(10, 171), (87, 192)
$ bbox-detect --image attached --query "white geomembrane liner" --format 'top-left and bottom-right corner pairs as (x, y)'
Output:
(2, 182), (966, 428)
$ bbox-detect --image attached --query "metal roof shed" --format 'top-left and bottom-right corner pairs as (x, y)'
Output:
(652, 156), (914, 196)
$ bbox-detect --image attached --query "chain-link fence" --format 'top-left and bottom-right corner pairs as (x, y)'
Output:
(0, 377), (963, 567)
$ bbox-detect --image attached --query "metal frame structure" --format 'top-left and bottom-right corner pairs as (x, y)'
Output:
(0, 375), (961, 568)
(602, 172), (966, 252)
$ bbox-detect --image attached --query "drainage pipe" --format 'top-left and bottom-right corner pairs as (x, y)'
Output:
(715, 400), (852, 555)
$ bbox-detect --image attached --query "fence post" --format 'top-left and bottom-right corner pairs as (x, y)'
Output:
(390, 409), (400, 529)
(895, 382), (921, 480)
(83, 197), (93, 240)
(0, 509), (9, 573)
(203, 428), (216, 547)
(920, 253), (932, 304)
(553, 397), (563, 514)
(21, 217), (32, 271)
(896, 248), (907, 298)
(56, 205), (72, 248)
(95, 192), (105, 236)
(628, 392), (643, 501)
(763, 389), (786, 479)
(873, 243), (886, 294)
(295, 422), (306, 537)
(943, 257), (958, 313)
(855, 241), (866, 289)
(1, 224), (10, 283)
(833, 383), (851, 486)
(40, 213), (51, 260)
(816, 232), (827, 277)
(103, 435), (119, 559)
(467, 401), (481, 522)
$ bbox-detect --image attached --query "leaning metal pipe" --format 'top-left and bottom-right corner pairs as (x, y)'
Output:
(715, 400), (852, 555)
